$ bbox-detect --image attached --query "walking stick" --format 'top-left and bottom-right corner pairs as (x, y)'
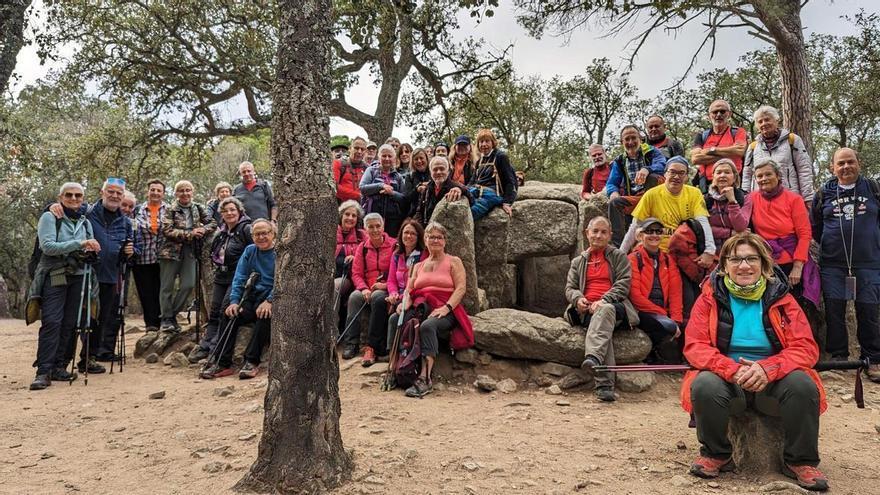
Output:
(381, 288), (410, 391)
(334, 301), (368, 347)
(82, 265), (93, 386)
(193, 238), (203, 344)
(111, 258), (131, 374)
(332, 260), (352, 314)
(203, 272), (259, 371)
(69, 264), (91, 384)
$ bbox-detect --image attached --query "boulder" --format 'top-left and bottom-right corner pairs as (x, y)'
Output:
(517, 181), (581, 205)
(507, 200), (578, 261)
(518, 255), (571, 316)
(473, 208), (510, 267)
(430, 198), (480, 315)
(471, 308), (651, 366)
(134, 331), (159, 358)
(728, 410), (784, 474)
(476, 263), (516, 309)
(577, 196), (609, 253)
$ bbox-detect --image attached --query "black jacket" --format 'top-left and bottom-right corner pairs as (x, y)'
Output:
(469, 149), (518, 205)
(414, 178), (473, 226)
(210, 217), (254, 284)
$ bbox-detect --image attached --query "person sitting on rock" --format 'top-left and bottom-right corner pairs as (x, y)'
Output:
(384, 219), (426, 344)
(199, 219), (276, 380)
(564, 216), (638, 402)
(463, 128), (517, 220)
(340, 213), (396, 365)
(393, 221), (474, 397)
(682, 232), (828, 491)
(627, 218), (683, 363)
(417, 156), (473, 226)
(334, 200), (366, 341)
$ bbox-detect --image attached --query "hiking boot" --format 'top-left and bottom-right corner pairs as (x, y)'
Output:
(77, 358), (106, 374)
(341, 344), (359, 360)
(405, 377), (433, 398)
(51, 368), (77, 382)
(200, 363), (234, 380)
(239, 362), (260, 380)
(145, 326), (160, 333)
(783, 464), (829, 491)
(865, 363), (880, 384)
(160, 319), (178, 333)
(580, 355), (600, 379)
(187, 346), (209, 364)
(29, 374), (51, 390)
(362, 346), (376, 367)
(595, 386), (616, 402)
(95, 352), (121, 362)
(689, 456), (734, 478)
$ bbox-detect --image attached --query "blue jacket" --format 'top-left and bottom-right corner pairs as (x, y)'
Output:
(88, 200), (138, 284)
(230, 244), (275, 305)
(605, 144), (667, 195)
(359, 164), (407, 219)
(811, 176), (880, 269)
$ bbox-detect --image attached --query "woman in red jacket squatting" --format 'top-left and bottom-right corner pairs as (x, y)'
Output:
(682, 232), (828, 491)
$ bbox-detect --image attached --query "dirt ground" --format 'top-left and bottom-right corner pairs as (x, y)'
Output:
(1, 317), (878, 495)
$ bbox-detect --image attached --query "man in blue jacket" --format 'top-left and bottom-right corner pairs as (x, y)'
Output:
(811, 148), (880, 382)
(605, 125), (667, 247)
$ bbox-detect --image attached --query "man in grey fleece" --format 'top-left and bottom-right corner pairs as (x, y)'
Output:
(564, 216), (639, 402)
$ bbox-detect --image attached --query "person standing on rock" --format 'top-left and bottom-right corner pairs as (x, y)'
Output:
(564, 216), (638, 402)
(580, 144), (611, 201)
(682, 232), (828, 491)
(464, 128), (517, 220)
(689, 99), (748, 193)
(158, 180), (216, 332)
(417, 156), (472, 226)
(233, 161), (277, 223)
(812, 147), (880, 383)
(200, 219), (275, 380)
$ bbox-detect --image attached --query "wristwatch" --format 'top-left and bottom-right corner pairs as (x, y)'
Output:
(709, 146), (717, 155)
(445, 303), (453, 312)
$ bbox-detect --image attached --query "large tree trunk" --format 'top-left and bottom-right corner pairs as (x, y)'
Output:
(235, 0), (353, 492)
(0, 0), (31, 94)
(753, 0), (813, 155)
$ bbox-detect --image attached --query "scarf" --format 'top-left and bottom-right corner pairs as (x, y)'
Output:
(63, 206), (82, 220)
(760, 184), (784, 200)
(724, 275), (766, 301)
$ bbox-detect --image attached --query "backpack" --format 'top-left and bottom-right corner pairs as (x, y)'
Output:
(743, 132), (797, 174)
(391, 310), (423, 388)
(28, 218), (63, 280)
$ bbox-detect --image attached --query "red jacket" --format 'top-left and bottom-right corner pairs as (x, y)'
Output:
(667, 221), (706, 284)
(749, 188), (811, 264)
(351, 233), (396, 290)
(333, 159), (366, 203)
(680, 271), (826, 414)
(628, 246), (684, 322)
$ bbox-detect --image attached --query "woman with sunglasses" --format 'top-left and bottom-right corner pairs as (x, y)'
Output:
(682, 232), (828, 491)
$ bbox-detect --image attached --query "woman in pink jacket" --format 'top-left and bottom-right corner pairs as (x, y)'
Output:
(384, 219), (427, 353)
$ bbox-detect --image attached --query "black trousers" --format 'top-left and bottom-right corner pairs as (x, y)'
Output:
(35, 275), (84, 375)
(215, 300), (271, 368)
(199, 281), (232, 352)
(824, 297), (880, 360)
(96, 281), (122, 357)
(132, 263), (162, 328)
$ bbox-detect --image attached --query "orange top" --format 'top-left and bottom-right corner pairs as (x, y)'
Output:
(414, 255), (454, 293)
(147, 203), (161, 234)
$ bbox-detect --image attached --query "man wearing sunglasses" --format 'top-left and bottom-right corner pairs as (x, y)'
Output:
(690, 100), (748, 193)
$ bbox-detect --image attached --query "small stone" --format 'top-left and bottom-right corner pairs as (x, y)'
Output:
(616, 370), (655, 393)
(238, 433), (257, 441)
(759, 480), (812, 493)
(363, 475), (385, 485)
(40, 452), (54, 460)
(163, 352), (190, 368)
(202, 461), (231, 473)
(708, 481), (721, 488)
(213, 386), (235, 397)
(534, 375), (553, 387)
(359, 368), (385, 377)
(555, 399), (571, 406)
(244, 402), (262, 413)
(112, 426), (126, 433)
(675, 440), (687, 450)
(148, 391), (165, 400)
(474, 375), (497, 392)
(669, 475), (693, 488)
(454, 348), (479, 364)
(496, 378), (517, 394)
(545, 384), (563, 395)
(558, 371), (590, 390)
(841, 394), (854, 403)
(144, 353), (159, 364)
(874, 424), (880, 434)
(173, 431), (188, 441)
(477, 352), (492, 365)
(434, 382), (447, 391)
(134, 332), (159, 358)
(461, 461), (479, 472)
(541, 362), (574, 377)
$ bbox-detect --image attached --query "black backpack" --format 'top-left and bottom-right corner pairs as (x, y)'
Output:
(27, 218), (62, 280)
(391, 309), (424, 388)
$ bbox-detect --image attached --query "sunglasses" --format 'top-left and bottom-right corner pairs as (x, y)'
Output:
(106, 177), (126, 186)
(63, 192), (84, 199)
(642, 228), (663, 235)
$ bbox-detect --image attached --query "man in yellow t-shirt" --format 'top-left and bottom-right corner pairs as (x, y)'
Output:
(620, 156), (715, 264)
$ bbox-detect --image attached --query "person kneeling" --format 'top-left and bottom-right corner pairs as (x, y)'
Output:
(681, 233), (828, 491)
(200, 219), (276, 380)
(564, 216), (638, 402)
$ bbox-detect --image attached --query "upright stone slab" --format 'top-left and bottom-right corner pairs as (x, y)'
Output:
(477, 263), (516, 309)
(577, 195), (608, 253)
(728, 411), (784, 474)
(473, 208), (510, 267)
(430, 198), (480, 315)
(516, 181), (581, 205)
(518, 255), (571, 316)
(507, 199), (577, 261)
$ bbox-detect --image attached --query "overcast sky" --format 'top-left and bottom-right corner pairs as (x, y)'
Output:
(12, 0), (874, 143)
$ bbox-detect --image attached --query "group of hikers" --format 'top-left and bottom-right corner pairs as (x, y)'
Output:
(26, 100), (880, 491)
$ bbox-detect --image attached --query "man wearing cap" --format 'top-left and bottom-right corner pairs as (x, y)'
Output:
(450, 135), (476, 185)
(233, 161), (277, 222)
(330, 135), (351, 160)
(581, 144), (611, 200)
(333, 136), (369, 203)
(364, 141), (378, 165)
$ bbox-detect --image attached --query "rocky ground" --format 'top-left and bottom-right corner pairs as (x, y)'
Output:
(1, 317), (879, 495)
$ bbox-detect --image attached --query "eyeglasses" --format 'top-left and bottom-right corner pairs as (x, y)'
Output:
(106, 177), (126, 186)
(642, 228), (663, 235)
(253, 231), (273, 238)
(710, 109), (728, 116)
(63, 192), (84, 199)
(427, 235), (446, 241)
(666, 169), (688, 177)
(727, 256), (761, 266)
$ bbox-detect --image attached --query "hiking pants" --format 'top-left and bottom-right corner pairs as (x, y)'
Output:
(824, 298), (880, 360)
(159, 249), (197, 321)
(334, 276), (354, 335)
(690, 370), (820, 465)
(386, 310), (455, 357)
(469, 187), (503, 221)
(35, 275), (83, 375)
(132, 263), (161, 328)
(608, 195), (639, 247)
(199, 280), (231, 353)
(96, 281), (121, 357)
(569, 303), (624, 389)
(344, 289), (389, 354)
(637, 312), (679, 348)
(216, 300), (271, 368)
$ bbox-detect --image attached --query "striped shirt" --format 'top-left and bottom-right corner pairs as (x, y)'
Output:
(134, 201), (167, 265)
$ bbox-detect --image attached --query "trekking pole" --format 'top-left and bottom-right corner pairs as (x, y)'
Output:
(334, 300), (368, 347)
(69, 263), (91, 385)
(203, 272), (259, 371)
(332, 261), (352, 314)
(111, 259), (130, 374)
(193, 237), (203, 344)
(83, 265), (93, 386)
(381, 287), (410, 391)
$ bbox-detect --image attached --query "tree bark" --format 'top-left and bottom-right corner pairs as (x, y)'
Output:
(235, 0), (353, 492)
(0, 0), (31, 94)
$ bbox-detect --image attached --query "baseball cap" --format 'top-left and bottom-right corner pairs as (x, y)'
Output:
(454, 135), (470, 146)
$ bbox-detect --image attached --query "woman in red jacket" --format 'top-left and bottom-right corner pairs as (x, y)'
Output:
(627, 217), (683, 362)
(681, 233), (827, 491)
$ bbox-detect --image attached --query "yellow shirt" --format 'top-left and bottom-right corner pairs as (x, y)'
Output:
(631, 185), (708, 251)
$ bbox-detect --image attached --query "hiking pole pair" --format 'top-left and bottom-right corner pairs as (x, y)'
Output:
(69, 264), (94, 386)
(202, 272), (260, 372)
(111, 255), (131, 374)
(332, 260), (353, 314)
(381, 288), (410, 391)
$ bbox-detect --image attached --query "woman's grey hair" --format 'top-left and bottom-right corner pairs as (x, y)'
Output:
(754, 158), (781, 177)
(218, 196), (245, 214)
(424, 221), (447, 237)
(363, 212), (384, 226)
(338, 199), (363, 221)
(214, 181), (233, 197)
(251, 218), (277, 235)
(377, 144), (396, 157)
(753, 105), (781, 123)
(59, 182), (85, 196)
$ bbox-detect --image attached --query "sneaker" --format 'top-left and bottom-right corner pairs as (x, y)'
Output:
(580, 355), (600, 379)
(29, 374), (51, 390)
(405, 377), (433, 398)
(187, 346), (209, 364)
(77, 358), (106, 374)
(341, 344), (359, 360)
(865, 363), (880, 384)
(239, 362), (260, 380)
(689, 456), (734, 479)
(783, 464), (829, 491)
(199, 363), (234, 379)
(362, 346), (376, 367)
(160, 319), (178, 333)
(145, 326), (160, 333)
(50, 368), (78, 382)
(595, 386), (616, 402)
